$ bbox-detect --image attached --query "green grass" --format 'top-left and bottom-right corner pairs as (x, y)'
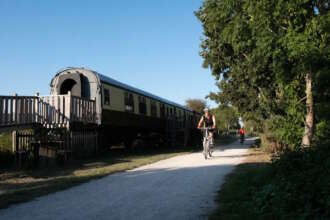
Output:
(0, 132), (12, 152)
(210, 142), (330, 219)
(0, 132), (14, 169)
(209, 148), (272, 220)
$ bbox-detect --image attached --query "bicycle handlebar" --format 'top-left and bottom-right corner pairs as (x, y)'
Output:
(198, 127), (213, 130)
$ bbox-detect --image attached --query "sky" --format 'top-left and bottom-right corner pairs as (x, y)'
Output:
(0, 0), (218, 107)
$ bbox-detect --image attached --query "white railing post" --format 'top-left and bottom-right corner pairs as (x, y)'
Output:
(65, 92), (71, 127)
(12, 93), (17, 124)
(35, 92), (39, 123)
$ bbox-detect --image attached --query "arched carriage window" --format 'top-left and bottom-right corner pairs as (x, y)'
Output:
(60, 79), (76, 95)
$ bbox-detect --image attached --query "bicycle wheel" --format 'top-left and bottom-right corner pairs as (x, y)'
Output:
(208, 142), (212, 157)
(203, 138), (207, 159)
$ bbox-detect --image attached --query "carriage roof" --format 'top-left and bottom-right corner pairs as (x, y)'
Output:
(97, 73), (192, 112)
(53, 67), (193, 112)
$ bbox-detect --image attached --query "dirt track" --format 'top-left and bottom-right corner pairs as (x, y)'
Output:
(0, 138), (255, 220)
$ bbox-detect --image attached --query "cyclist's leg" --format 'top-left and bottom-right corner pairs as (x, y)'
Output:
(203, 137), (208, 159)
(209, 132), (214, 146)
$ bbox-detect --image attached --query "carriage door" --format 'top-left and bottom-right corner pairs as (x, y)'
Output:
(80, 75), (90, 99)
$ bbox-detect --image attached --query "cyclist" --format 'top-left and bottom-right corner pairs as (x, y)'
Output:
(197, 107), (216, 145)
(239, 127), (246, 143)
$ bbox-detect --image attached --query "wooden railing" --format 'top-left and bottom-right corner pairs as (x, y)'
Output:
(70, 96), (97, 124)
(38, 95), (70, 127)
(0, 95), (38, 126)
(0, 94), (97, 128)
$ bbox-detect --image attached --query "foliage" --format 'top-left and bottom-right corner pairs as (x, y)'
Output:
(211, 105), (239, 134)
(211, 142), (330, 219)
(197, 1), (330, 218)
(253, 143), (330, 219)
(196, 0), (330, 148)
(185, 98), (207, 113)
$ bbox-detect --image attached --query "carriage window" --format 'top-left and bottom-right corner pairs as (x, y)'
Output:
(160, 104), (165, 118)
(183, 111), (186, 125)
(103, 88), (110, 106)
(125, 92), (134, 112)
(139, 96), (147, 115)
(150, 100), (157, 117)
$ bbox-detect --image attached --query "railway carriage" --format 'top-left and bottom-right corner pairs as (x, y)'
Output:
(50, 67), (200, 148)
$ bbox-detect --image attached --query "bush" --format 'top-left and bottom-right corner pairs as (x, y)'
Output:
(252, 143), (330, 219)
(0, 132), (12, 152)
(259, 116), (286, 153)
(0, 132), (14, 169)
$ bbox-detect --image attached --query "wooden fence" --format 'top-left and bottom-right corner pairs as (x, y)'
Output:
(12, 130), (34, 153)
(0, 93), (97, 129)
(71, 130), (98, 157)
(12, 129), (98, 166)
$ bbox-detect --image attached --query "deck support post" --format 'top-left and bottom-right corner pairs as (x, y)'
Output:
(12, 130), (17, 153)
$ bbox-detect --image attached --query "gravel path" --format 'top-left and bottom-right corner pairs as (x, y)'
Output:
(0, 137), (256, 220)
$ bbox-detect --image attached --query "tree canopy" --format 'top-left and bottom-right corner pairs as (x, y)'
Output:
(196, 0), (330, 148)
(211, 105), (239, 134)
(185, 98), (207, 113)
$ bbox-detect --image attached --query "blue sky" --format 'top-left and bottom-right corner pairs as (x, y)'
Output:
(0, 0), (218, 107)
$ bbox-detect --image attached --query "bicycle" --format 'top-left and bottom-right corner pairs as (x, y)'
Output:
(240, 134), (245, 144)
(199, 127), (213, 160)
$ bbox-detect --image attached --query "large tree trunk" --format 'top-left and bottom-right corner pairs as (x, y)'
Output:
(302, 72), (314, 147)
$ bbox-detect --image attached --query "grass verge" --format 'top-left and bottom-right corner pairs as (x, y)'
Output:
(210, 139), (330, 219)
(209, 146), (272, 220)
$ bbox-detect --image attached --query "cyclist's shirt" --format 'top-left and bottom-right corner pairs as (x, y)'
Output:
(202, 115), (214, 128)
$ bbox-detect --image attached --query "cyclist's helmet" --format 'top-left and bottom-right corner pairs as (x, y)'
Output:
(203, 107), (209, 112)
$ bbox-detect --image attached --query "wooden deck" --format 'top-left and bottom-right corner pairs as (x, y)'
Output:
(0, 93), (97, 130)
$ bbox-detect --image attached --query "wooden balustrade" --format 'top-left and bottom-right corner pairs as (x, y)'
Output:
(0, 95), (38, 126)
(0, 94), (97, 129)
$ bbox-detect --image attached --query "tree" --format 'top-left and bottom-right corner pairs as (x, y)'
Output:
(212, 105), (239, 134)
(275, 1), (330, 147)
(196, 0), (330, 147)
(185, 98), (207, 113)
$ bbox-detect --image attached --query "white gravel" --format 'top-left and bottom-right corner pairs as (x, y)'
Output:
(0, 137), (256, 220)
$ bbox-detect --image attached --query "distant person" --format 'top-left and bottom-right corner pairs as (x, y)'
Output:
(197, 107), (216, 145)
(239, 127), (246, 143)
